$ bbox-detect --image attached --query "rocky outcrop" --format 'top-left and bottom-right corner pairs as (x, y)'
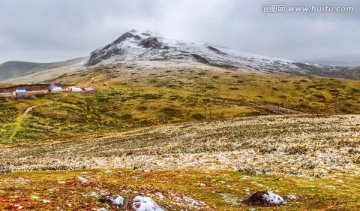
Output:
(100, 194), (165, 211)
(140, 37), (162, 49)
(243, 191), (285, 206)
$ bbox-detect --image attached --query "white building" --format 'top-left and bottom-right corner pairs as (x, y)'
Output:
(49, 84), (64, 92)
(13, 87), (27, 96)
(68, 86), (83, 92)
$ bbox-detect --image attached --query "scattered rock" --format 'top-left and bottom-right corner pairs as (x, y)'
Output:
(199, 183), (206, 187)
(155, 192), (165, 200)
(89, 192), (99, 197)
(124, 195), (164, 211)
(221, 193), (240, 205)
(183, 196), (200, 207)
(243, 191), (285, 206)
(15, 177), (28, 184)
(15, 204), (23, 210)
(287, 194), (297, 200)
(100, 194), (124, 207)
(76, 176), (89, 184)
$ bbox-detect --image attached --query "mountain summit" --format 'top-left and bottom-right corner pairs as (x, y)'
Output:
(86, 30), (358, 78)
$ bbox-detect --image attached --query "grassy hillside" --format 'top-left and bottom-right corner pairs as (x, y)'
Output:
(0, 58), (85, 81)
(0, 66), (359, 142)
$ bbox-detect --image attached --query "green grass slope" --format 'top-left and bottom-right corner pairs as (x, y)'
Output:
(0, 67), (359, 143)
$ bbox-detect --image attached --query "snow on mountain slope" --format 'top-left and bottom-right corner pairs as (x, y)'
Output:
(87, 30), (356, 78)
(2, 30), (357, 84)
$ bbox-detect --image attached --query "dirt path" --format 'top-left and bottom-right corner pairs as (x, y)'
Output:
(261, 103), (305, 114)
(8, 103), (51, 141)
(22, 105), (38, 118)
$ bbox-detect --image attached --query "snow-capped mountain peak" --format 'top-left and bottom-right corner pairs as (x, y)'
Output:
(87, 30), (354, 78)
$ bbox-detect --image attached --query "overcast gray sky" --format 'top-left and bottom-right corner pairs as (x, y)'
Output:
(0, 0), (359, 63)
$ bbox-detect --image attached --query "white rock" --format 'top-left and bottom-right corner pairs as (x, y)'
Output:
(132, 195), (163, 211)
(89, 192), (99, 197)
(42, 199), (51, 204)
(106, 195), (124, 206)
(76, 176), (88, 184)
(262, 191), (285, 205)
(15, 205), (23, 210)
(183, 196), (199, 207)
(155, 192), (165, 200)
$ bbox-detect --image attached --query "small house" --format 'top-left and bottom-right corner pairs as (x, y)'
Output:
(13, 87), (27, 96)
(84, 87), (95, 91)
(68, 86), (83, 93)
(49, 84), (64, 93)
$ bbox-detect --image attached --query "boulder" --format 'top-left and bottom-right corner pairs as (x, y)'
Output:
(243, 191), (285, 206)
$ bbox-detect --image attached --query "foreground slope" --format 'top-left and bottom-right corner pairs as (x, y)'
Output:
(0, 114), (359, 210)
(0, 169), (359, 210)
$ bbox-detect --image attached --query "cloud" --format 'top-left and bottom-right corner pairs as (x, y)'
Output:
(0, 0), (359, 63)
